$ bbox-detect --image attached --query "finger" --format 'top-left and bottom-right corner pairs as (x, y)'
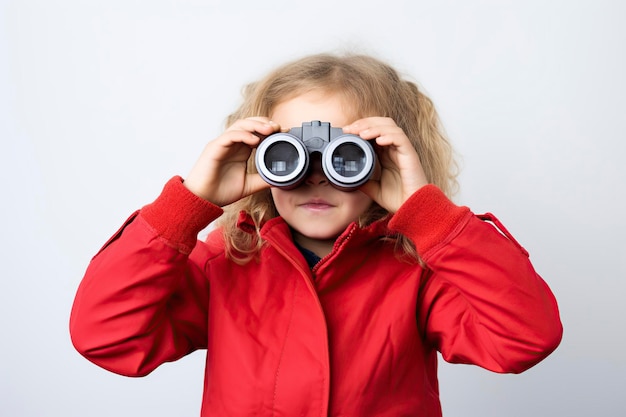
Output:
(344, 120), (408, 146)
(227, 118), (281, 138)
(217, 129), (266, 148)
(216, 124), (280, 150)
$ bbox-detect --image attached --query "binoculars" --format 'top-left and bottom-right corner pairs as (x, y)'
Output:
(255, 121), (376, 190)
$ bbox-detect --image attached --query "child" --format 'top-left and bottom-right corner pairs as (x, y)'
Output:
(70, 52), (562, 416)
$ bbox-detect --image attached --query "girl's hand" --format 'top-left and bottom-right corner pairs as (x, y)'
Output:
(184, 118), (281, 207)
(343, 117), (429, 213)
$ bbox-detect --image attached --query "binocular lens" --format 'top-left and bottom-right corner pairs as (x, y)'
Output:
(330, 143), (367, 178)
(264, 142), (300, 176)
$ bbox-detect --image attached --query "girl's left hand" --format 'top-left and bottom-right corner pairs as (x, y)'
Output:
(343, 117), (429, 213)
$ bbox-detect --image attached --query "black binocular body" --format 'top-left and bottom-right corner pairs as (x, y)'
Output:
(255, 121), (376, 191)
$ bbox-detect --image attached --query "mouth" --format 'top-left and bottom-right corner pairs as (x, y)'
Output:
(299, 199), (334, 211)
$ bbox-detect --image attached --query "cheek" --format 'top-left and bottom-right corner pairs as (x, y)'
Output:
(346, 193), (374, 216)
(270, 189), (289, 214)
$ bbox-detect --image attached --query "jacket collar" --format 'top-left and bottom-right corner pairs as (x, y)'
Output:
(236, 210), (393, 251)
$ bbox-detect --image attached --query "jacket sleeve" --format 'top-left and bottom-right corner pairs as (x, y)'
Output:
(388, 185), (563, 374)
(69, 176), (224, 377)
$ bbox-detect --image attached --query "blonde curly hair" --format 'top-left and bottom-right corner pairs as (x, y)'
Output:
(215, 52), (458, 263)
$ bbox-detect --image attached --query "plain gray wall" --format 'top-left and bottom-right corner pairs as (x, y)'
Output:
(2, 0), (625, 415)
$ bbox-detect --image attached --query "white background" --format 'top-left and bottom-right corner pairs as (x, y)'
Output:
(2, 0), (625, 415)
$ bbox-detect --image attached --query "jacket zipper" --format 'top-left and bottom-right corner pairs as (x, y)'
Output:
(271, 244), (330, 417)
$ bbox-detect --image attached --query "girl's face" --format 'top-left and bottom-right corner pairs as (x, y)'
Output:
(269, 91), (373, 257)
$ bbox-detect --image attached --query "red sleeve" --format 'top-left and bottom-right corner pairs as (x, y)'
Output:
(69, 177), (224, 376)
(389, 185), (563, 373)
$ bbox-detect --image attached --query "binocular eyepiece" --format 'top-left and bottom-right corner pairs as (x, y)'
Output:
(255, 121), (376, 191)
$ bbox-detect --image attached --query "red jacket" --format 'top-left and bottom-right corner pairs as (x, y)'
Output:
(70, 177), (562, 417)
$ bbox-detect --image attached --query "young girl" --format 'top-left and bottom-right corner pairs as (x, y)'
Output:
(70, 53), (562, 416)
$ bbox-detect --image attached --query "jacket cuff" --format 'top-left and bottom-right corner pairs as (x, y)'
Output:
(140, 176), (224, 254)
(388, 184), (470, 256)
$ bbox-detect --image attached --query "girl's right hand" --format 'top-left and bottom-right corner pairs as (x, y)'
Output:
(183, 117), (281, 207)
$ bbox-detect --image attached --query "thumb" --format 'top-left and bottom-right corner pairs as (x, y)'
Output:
(358, 180), (381, 203)
(244, 173), (272, 196)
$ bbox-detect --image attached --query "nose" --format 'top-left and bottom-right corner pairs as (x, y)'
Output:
(305, 153), (329, 186)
